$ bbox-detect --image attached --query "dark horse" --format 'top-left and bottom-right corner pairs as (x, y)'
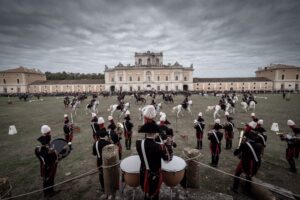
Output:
(64, 96), (70, 108)
(134, 93), (146, 104)
(162, 93), (174, 103)
(19, 94), (29, 101)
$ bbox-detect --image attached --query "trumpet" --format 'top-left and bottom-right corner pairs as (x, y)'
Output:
(238, 130), (245, 148)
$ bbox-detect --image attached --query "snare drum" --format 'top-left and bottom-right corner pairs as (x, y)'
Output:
(120, 155), (141, 187)
(162, 156), (186, 187)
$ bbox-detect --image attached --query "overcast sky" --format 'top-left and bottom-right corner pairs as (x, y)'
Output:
(0, 0), (299, 77)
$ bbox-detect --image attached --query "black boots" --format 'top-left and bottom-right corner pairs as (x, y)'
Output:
(196, 141), (202, 149)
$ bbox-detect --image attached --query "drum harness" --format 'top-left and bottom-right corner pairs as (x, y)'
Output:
(257, 133), (266, 146)
(245, 142), (259, 163)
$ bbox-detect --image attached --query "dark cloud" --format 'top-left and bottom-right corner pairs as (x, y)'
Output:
(0, 0), (299, 77)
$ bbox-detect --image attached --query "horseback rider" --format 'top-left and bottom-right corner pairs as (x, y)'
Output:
(151, 98), (156, 109)
(219, 98), (226, 111)
(182, 95), (189, 110)
(117, 99), (124, 111)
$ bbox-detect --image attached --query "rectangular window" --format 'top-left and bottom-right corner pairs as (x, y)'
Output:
(208, 87), (210, 90)
(282, 75), (284, 80)
(184, 77), (187, 81)
(165, 86), (168, 91)
(138, 76), (140, 81)
(175, 86), (178, 91)
(130, 86), (132, 91)
(175, 76), (178, 81)
(157, 86), (160, 91)
(4, 87), (7, 93)
(17, 88), (21, 92)
(111, 77), (114, 82)
(296, 74), (299, 80)
(138, 86), (140, 91)
(119, 76), (122, 82)
(165, 76), (168, 81)
(3, 79), (6, 84)
(129, 77), (132, 81)
(157, 76), (160, 81)
(17, 79), (20, 84)
(120, 86), (122, 91)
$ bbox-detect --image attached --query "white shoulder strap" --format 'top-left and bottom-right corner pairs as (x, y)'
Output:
(91, 123), (96, 133)
(95, 141), (101, 158)
(198, 123), (203, 132)
(246, 142), (259, 162)
(258, 134), (266, 146)
(212, 130), (220, 144)
(229, 122), (234, 130)
(141, 140), (150, 170)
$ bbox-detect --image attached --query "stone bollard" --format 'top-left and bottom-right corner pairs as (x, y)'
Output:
(183, 147), (202, 188)
(102, 144), (120, 197)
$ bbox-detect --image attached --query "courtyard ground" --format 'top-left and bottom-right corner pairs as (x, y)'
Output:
(0, 93), (299, 199)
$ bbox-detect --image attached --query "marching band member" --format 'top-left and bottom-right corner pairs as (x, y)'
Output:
(194, 112), (205, 149)
(224, 112), (235, 150)
(123, 110), (134, 150)
(250, 113), (258, 123)
(244, 121), (257, 139)
(136, 105), (172, 200)
(35, 125), (59, 197)
(92, 125), (111, 192)
(107, 116), (122, 159)
(91, 113), (99, 141)
(96, 117), (107, 140)
(255, 120), (267, 155)
(158, 115), (177, 148)
(63, 114), (73, 150)
(231, 134), (263, 194)
(280, 120), (300, 173)
(208, 119), (223, 167)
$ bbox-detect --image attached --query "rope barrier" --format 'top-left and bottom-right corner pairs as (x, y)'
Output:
(181, 151), (300, 199)
(1, 162), (120, 200)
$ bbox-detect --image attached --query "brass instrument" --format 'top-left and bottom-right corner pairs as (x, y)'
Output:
(237, 128), (245, 148)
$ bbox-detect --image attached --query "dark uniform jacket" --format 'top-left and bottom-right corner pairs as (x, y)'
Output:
(93, 139), (111, 167)
(234, 140), (263, 175)
(208, 130), (223, 154)
(255, 126), (267, 147)
(91, 117), (99, 134)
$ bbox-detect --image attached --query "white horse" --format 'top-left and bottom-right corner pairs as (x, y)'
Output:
(86, 100), (99, 114)
(225, 100), (236, 114)
(71, 100), (81, 115)
(206, 105), (222, 119)
(241, 101), (256, 112)
(107, 102), (130, 118)
(172, 100), (193, 118)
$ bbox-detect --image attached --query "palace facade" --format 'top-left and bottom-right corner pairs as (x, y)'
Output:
(1, 54), (299, 94)
(104, 51), (194, 92)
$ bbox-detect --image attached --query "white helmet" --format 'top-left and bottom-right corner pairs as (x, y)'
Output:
(160, 115), (166, 122)
(225, 112), (229, 116)
(125, 110), (130, 116)
(287, 119), (295, 126)
(257, 119), (263, 125)
(108, 116), (113, 121)
(248, 121), (257, 129)
(41, 125), (51, 135)
(64, 114), (68, 118)
(198, 112), (202, 117)
(91, 113), (97, 118)
(215, 119), (221, 124)
(98, 117), (105, 124)
(251, 113), (255, 117)
(143, 105), (156, 119)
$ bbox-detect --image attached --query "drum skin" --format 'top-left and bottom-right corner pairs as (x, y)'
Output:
(162, 170), (185, 187)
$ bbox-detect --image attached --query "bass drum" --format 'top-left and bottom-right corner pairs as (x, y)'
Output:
(120, 155), (141, 187)
(50, 138), (71, 159)
(162, 156), (186, 187)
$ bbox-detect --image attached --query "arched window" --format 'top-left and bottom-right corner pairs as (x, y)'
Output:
(282, 75), (284, 80)
(184, 77), (187, 81)
(138, 59), (142, 65)
(129, 76), (132, 81)
(3, 79), (6, 84)
(175, 76), (178, 81)
(156, 58), (159, 65)
(165, 76), (168, 81)
(147, 58), (150, 65)
(157, 76), (160, 81)
(146, 71), (151, 82)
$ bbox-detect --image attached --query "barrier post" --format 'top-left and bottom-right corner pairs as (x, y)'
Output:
(102, 144), (120, 196)
(183, 147), (202, 188)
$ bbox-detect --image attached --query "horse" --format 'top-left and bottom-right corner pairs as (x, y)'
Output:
(172, 100), (192, 118)
(19, 94), (29, 101)
(134, 93), (146, 104)
(71, 99), (81, 115)
(107, 102), (130, 118)
(206, 105), (222, 120)
(86, 99), (99, 114)
(241, 100), (256, 112)
(63, 97), (70, 108)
